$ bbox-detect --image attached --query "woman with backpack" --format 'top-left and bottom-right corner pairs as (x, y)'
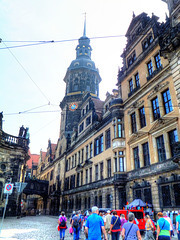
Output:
(71, 211), (82, 240)
(58, 211), (67, 240)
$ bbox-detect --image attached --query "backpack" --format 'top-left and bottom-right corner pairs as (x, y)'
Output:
(73, 217), (81, 229)
(59, 217), (66, 227)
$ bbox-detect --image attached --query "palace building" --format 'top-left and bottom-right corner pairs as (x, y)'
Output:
(36, 0), (180, 216)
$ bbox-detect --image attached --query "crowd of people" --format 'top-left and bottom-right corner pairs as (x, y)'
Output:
(57, 207), (180, 240)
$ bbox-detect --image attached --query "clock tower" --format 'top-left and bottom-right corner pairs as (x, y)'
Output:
(59, 20), (102, 140)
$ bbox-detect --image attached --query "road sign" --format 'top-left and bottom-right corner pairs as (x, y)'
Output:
(4, 183), (14, 194)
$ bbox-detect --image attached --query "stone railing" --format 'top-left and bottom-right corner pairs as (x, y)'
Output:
(1, 130), (29, 149)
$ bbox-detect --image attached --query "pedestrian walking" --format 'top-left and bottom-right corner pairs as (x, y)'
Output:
(156, 212), (170, 240)
(163, 211), (174, 238)
(105, 210), (112, 240)
(109, 211), (121, 240)
(176, 210), (180, 240)
(85, 206), (107, 240)
(120, 214), (127, 230)
(121, 212), (141, 240)
(58, 211), (67, 240)
(144, 215), (155, 240)
(72, 211), (82, 240)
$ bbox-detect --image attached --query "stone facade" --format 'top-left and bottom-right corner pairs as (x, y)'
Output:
(36, 2), (180, 217)
(0, 114), (29, 216)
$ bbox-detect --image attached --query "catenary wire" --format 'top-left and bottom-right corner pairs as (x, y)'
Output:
(3, 105), (180, 115)
(0, 32), (164, 50)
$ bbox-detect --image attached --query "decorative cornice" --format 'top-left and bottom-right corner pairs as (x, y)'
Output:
(147, 81), (169, 99)
(128, 100), (144, 114)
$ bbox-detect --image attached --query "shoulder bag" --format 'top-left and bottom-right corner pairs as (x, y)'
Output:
(124, 223), (134, 240)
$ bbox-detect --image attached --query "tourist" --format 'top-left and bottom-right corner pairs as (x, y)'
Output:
(72, 211), (82, 240)
(105, 210), (112, 240)
(176, 210), (180, 240)
(163, 211), (174, 238)
(85, 206), (107, 240)
(58, 211), (67, 240)
(144, 215), (155, 240)
(121, 212), (141, 240)
(156, 212), (170, 240)
(109, 211), (121, 240)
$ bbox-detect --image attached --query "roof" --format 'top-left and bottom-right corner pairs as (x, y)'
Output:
(51, 143), (57, 155)
(91, 98), (104, 120)
(27, 153), (40, 169)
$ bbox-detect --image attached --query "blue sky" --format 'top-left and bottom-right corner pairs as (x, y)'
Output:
(0, 0), (168, 154)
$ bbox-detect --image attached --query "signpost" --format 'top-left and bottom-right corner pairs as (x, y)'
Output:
(0, 183), (14, 236)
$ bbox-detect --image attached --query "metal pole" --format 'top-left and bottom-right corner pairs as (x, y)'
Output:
(0, 194), (9, 236)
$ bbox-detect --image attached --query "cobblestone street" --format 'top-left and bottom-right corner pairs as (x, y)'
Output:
(0, 215), (178, 240)
(0, 215), (86, 240)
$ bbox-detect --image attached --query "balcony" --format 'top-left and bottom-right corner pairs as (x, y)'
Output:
(112, 138), (126, 151)
(113, 172), (127, 185)
(1, 129), (29, 150)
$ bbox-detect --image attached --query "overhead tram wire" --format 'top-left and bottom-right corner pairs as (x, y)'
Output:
(3, 104), (180, 116)
(0, 32), (165, 50)
(2, 41), (51, 104)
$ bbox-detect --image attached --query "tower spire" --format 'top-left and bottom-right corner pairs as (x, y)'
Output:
(83, 12), (86, 37)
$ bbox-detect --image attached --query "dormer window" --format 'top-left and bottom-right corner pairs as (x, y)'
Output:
(127, 51), (136, 67)
(142, 33), (153, 51)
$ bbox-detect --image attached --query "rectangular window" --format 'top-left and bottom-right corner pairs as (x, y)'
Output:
(135, 73), (140, 87)
(129, 79), (133, 92)
(85, 169), (88, 184)
(161, 185), (171, 207)
(100, 135), (103, 152)
(135, 189), (141, 199)
(119, 156), (124, 172)
(80, 171), (83, 185)
(154, 53), (161, 69)
(115, 155), (118, 172)
(156, 135), (166, 162)
(95, 139), (99, 155)
(94, 135), (103, 155)
(142, 142), (150, 166)
(173, 183), (180, 206)
(50, 170), (54, 181)
(86, 116), (91, 127)
(139, 106), (146, 128)
(95, 165), (99, 181)
(90, 143), (93, 158)
(77, 173), (80, 187)
(79, 122), (84, 133)
(152, 97), (160, 120)
(72, 156), (74, 168)
(105, 129), (111, 149)
(114, 125), (117, 138)
(86, 145), (89, 160)
(74, 154), (77, 167)
(107, 159), (111, 178)
(168, 129), (178, 157)
(144, 188), (152, 204)
(133, 147), (140, 169)
(100, 162), (103, 180)
(78, 151), (80, 164)
(99, 196), (102, 208)
(89, 167), (92, 183)
(162, 89), (173, 114)
(118, 124), (122, 138)
(147, 60), (153, 75)
(131, 112), (137, 133)
(81, 149), (84, 163)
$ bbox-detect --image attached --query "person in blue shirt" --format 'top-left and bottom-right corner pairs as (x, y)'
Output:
(176, 210), (180, 240)
(85, 206), (107, 240)
(156, 212), (170, 240)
